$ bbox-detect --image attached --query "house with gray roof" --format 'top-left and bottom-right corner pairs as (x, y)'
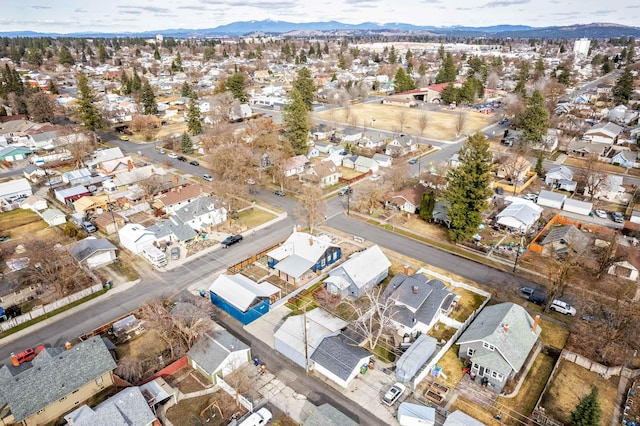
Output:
(545, 166), (575, 191)
(188, 330), (250, 384)
(383, 274), (456, 338)
(41, 208), (66, 226)
(303, 403), (359, 426)
(496, 201), (542, 233)
(172, 195), (227, 231)
(69, 237), (118, 268)
(536, 190), (566, 210)
(0, 336), (117, 425)
(147, 216), (198, 245)
(354, 156), (379, 173)
(443, 410), (486, 426)
(540, 225), (589, 256)
(325, 245), (391, 298)
(310, 334), (371, 388)
(457, 303), (541, 392)
(63, 386), (156, 426)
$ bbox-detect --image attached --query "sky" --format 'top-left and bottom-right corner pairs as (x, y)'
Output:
(0, 0), (638, 34)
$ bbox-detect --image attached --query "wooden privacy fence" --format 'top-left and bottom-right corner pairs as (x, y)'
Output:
(227, 241), (282, 275)
(339, 170), (372, 184)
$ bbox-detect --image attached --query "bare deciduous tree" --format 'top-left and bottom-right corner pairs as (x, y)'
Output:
(341, 285), (396, 350)
(115, 355), (145, 383)
(454, 111), (467, 138)
(418, 112), (429, 142)
(579, 154), (608, 201)
(504, 93), (526, 119)
(354, 180), (389, 215)
(295, 186), (326, 234)
(397, 110), (407, 134)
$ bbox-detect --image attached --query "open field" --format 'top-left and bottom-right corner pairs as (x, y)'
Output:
(314, 103), (494, 141)
(235, 207), (277, 229)
(0, 209), (50, 240)
(540, 359), (618, 425)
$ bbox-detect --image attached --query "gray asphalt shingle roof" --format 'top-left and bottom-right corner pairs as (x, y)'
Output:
(310, 334), (370, 381)
(147, 216), (197, 242)
(0, 336), (116, 422)
(70, 237), (118, 262)
(188, 331), (249, 375)
(64, 386), (156, 426)
(457, 303), (541, 374)
(303, 403), (359, 426)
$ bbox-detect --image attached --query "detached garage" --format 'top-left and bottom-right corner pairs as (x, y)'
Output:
(562, 198), (593, 216)
(395, 334), (438, 382)
(537, 190), (566, 210)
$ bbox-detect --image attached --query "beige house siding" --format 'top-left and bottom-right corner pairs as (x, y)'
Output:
(22, 372), (114, 426)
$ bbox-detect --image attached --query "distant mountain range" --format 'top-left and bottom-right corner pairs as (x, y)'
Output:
(1, 21), (639, 39)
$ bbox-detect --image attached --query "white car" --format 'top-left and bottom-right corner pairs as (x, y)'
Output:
(238, 408), (272, 426)
(523, 193), (538, 201)
(550, 299), (576, 316)
(382, 382), (406, 406)
(594, 209), (607, 219)
(167, 153), (178, 159)
(203, 174), (213, 182)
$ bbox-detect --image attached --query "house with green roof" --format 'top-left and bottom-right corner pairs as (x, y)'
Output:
(457, 302), (541, 392)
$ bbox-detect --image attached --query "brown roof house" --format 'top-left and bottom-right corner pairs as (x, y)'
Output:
(94, 211), (126, 234)
(385, 185), (429, 214)
(301, 161), (342, 188)
(156, 184), (207, 214)
(0, 336), (117, 426)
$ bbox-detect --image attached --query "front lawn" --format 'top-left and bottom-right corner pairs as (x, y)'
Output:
(235, 207), (277, 229)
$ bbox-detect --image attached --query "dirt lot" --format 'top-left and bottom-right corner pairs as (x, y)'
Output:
(314, 103), (494, 141)
(540, 359), (619, 425)
(166, 391), (247, 426)
(0, 209), (50, 240)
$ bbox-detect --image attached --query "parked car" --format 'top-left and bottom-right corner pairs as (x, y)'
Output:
(494, 186), (504, 195)
(519, 287), (534, 298)
(550, 299), (576, 316)
(338, 187), (353, 196)
(221, 234), (243, 248)
(12, 345), (45, 365)
(274, 189), (286, 196)
(611, 212), (624, 223)
(189, 160), (199, 166)
(157, 149), (166, 155)
(118, 135), (129, 141)
(238, 408), (272, 426)
(528, 291), (547, 306)
(594, 209), (607, 219)
(498, 118), (509, 125)
(82, 221), (97, 233)
(202, 174), (213, 182)
(170, 247), (180, 260)
(177, 156), (187, 162)
(382, 383), (406, 406)
(408, 158), (418, 165)
(168, 153), (178, 159)
(523, 193), (538, 201)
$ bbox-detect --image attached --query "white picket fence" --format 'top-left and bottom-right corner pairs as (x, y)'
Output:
(0, 283), (103, 332)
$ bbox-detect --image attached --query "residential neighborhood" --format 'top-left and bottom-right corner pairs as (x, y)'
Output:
(0, 12), (640, 426)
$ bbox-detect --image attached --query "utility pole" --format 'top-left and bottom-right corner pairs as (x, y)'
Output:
(303, 309), (309, 373)
(346, 190), (350, 216)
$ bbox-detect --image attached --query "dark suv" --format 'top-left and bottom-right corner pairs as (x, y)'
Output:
(177, 156), (187, 162)
(221, 234), (243, 248)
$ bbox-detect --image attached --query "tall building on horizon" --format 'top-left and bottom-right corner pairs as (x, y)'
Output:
(573, 38), (590, 57)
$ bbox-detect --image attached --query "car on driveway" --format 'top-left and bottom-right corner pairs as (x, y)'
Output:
(594, 209), (607, 219)
(189, 160), (199, 166)
(170, 247), (180, 260)
(274, 189), (286, 196)
(203, 174), (213, 182)
(611, 211), (624, 223)
(382, 383), (406, 406)
(550, 299), (576, 316)
(168, 153), (178, 159)
(221, 234), (243, 248)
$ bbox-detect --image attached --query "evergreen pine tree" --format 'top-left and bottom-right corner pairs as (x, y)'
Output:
(47, 79), (59, 95)
(140, 80), (158, 115)
(444, 133), (492, 242)
(98, 42), (108, 63)
(283, 88), (309, 155)
(75, 73), (102, 131)
(569, 386), (602, 426)
(131, 70), (142, 93)
(187, 99), (202, 135)
(419, 191), (435, 221)
(180, 132), (193, 154)
(535, 153), (545, 176)
(388, 46), (397, 64)
(394, 68), (416, 93)
(292, 67), (315, 111)
(154, 46), (161, 61)
(612, 67), (634, 103)
(226, 72), (248, 102)
(436, 53), (457, 83)
(121, 72), (131, 95)
(58, 46), (75, 66)
(519, 89), (549, 146)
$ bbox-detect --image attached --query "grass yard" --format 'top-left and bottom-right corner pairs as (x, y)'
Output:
(314, 104), (494, 141)
(540, 359), (619, 426)
(496, 353), (556, 424)
(435, 345), (465, 388)
(236, 207), (277, 229)
(339, 167), (363, 180)
(166, 391), (246, 426)
(428, 322), (457, 342)
(115, 329), (170, 360)
(538, 318), (570, 349)
(450, 396), (502, 425)
(450, 287), (487, 322)
(176, 372), (207, 394)
(0, 209), (47, 237)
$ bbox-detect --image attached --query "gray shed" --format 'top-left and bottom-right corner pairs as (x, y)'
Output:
(536, 190), (566, 210)
(395, 334), (438, 382)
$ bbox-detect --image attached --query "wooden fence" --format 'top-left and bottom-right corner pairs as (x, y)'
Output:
(339, 170), (372, 184)
(529, 211), (615, 253)
(227, 241), (282, 275)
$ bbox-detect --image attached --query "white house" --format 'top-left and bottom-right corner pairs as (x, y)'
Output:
(325, 245), (391, 298)
(41, 208), (67, 226)
(584, 175), (625, 201)
(0, 178), (33, 202)
(537, 190), (566, 210)
(187, 330), (250, 384)
(69, 237), (118, 269)
(283, 155), (308, 177)
(545, 166), (574, 190)
(19, 195), (47, 212)
(310, 334), (371, 388)
(118, 223), (156, 254)
(583, 122), (623, 145)
(496, 201), (543, 233)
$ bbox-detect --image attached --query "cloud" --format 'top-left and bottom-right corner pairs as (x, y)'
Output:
(226, 0), (296, 7)
(552, 11), (576, 16)
(594, 9), (614, 14)
(421, 0), (441, 3)
(481, 0), (530, 8)
(345, 0), (379, 4)
(31, 5), (51, 9)
(626, 4), (640, 8)
(456, 7), (471, 10)
(74, 8), (87, 13)
(117, 5), (171, 14)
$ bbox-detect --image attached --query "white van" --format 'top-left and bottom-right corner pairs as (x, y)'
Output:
(141, 245), (168, 268)
(238, 408), (272, 426)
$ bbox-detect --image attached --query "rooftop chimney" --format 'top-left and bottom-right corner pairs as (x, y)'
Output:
(412, 285), (419, 294)
(532, 315), (540, 334)
(309, 238), (313, 246)
(503, 323), (509, 334)
(65, 341), (72, 350)
(403, 265), (409, 275)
